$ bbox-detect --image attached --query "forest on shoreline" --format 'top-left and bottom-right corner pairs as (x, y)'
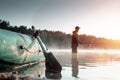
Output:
(0, 20), (120, 49)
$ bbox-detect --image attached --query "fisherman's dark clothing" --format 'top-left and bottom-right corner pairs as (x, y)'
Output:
(71, 31), (79, 53)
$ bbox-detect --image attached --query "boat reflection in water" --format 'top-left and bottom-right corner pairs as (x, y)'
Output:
(18, 63), (45, 78)
(0, 62), (45, 79)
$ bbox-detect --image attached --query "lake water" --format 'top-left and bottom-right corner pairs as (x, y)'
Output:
(1, 49), (120, 80)
(51, 49), (120, 80)
(52, 49), (120, 66)
(61, 62), (120, 80)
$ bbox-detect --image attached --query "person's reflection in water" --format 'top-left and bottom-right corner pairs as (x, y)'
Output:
(71, 26), (80, 78)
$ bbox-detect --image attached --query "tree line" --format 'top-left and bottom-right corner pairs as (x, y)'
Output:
(0, 20), (120, 49)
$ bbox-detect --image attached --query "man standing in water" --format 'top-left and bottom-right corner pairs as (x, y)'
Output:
(71, 26), (80, 78)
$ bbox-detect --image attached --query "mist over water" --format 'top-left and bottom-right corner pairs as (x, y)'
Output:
(50, 49), (120, 54)
(50, 49), (120, 80)
(51, 49), (120, 66)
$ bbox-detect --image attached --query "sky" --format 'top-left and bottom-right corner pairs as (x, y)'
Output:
(0, 0), (120, 39)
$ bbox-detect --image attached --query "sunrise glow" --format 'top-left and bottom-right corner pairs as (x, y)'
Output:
(1, 0), (120, 40)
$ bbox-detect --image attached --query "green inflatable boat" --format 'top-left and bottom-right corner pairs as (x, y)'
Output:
(0, 29), (45, 64)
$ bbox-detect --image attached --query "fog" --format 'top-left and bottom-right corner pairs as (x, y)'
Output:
(50, 49), (120, 66)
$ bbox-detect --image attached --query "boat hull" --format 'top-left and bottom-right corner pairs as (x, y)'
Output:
(0, 29), (45, 64)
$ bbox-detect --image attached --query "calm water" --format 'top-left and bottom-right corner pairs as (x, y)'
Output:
(1, 49), (120, 80)
(61, 62), (120, 80)
(52, 49), (120, 80)
(52, 49), (120, 66)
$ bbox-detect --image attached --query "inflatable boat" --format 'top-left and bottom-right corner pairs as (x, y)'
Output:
(0, 28), (62, 79)
(0, 29), (45, 64)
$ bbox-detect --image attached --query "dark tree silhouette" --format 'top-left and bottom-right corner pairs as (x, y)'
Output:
(0, 19), (120, 49)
